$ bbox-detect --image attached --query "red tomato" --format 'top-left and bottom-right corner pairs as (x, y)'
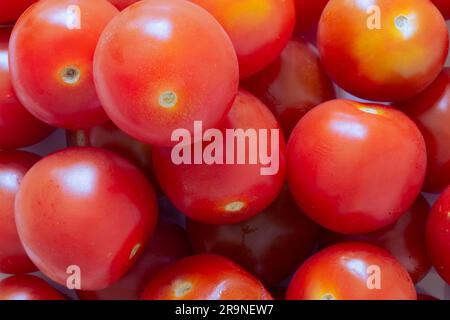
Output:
(432, 0), (450, 19)
(9, 0), (119, 129)
(108, 0), (139, 10)
(286, 242), (417, 300)
(141, 254), (273, 300)
(186, 187), (318, 286)
(398, 68), (450, 193)
(15, 147), (158, 290)
(243, 38), (335, 137)
(294, 0), (329, 34)
(0, 0), (36, 24)
(153, 90), (286, 225)
(318, 0), (448, 102)
(189, 0), (295, 78)
(94, 0), (239, 147)
(426, 186), (450, 284)
(77, 219), (192, 300)
(320, 195), (431, 283)
(0, 275), (65, 300)
(0, 27), (53, 149)
(0, 151), (40, 274)
(287, 99), (427, 234)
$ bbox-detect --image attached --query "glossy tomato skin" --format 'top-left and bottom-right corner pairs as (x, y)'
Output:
(189, 0), (295, 78)
(320, 195), (431, 283)
(286, 242), (417, 300)
(243, 38), (335, 137)
(15, 147), (158, 290)
(287, 99), (427, 234)
(294, 0), (329, 34)
(0, 0), (36, 24)
(94, 0), (239, 147)
(0, 150), (40, 274)
(426, 186), (450, 284)
(318, 0), (448, 102)
(432, 0), (450, 19)
(0, 28), (53, 149)
(0, 275), (65, 300)
(77, 219), (192, 300)
(9, 0), (119, 129)
(187, 188), (319, 286)
(399, 68), (450, 193)
(141, 254), (273, 300)
(108, 0), (139, 10)
(153, 90), (286, 225)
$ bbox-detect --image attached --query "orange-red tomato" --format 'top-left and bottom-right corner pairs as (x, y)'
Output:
(0, 0), (36, 24)
(287, 99), (427, 234)
(286, 242), (417, 300)
(9, 0), (119, 129)
(0, 275), (65, 300)
(189, 0), (296, 78)
(432, 0), (450, 19)
(318, 0), (448, 102)
(294, 0), (329, 34)
(141, 254), (273, 300)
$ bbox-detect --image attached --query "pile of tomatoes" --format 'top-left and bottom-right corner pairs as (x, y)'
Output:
(0, 0), (449, 301)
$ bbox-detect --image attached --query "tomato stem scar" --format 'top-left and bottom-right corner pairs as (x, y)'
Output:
(61, 66), (81, 85)
(159, 91), (178, 108)
(174, 281), (193, 297)
(394, 15), (409, 30)
(321, 293), (336, 300)
(225, 201), (245, 212)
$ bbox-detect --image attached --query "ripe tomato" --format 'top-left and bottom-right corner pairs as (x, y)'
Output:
(398, 68), (450, 193)
(0, 275), (65, 300)
(15, 147), (158, 290)
(77, 219), (192, 300)
(318, 0), (448, 102)
(286, 242), (417, 300)
(108, 0), (139, 10)
(94, 0), (239, 147)
(0, 0), (36, 24)
(243, 38), (335, 137)
(320, 195), (431, 283)
(153, 90), (286, 225)
(0, 150), (40, 274)
(426, 186), (450, 284)
(0, 28), (53, 149)
(141, 254), (273, 300)
(294, 0), (329, 34)
(9, 0), (119, 129)
(186, 187), (318, 286)
(287, 99), (427, 234)
(432, 0), (450, 19)
(189, 0), (295, 78)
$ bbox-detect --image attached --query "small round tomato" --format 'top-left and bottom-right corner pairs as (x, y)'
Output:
(0, 150), (40, 274)
(108, 0), (139, 10)
(0, 28), (53, 150)
(318, 0), (448, 102)
(432, 0), (450, 19)
(294, 0), (329, 34)
(77, 219), (192, 300)
(243, 38), (335, 137)
(426, 186), (450, 284)
(153, 90), (286, 225)
(186, 187), (318, 286)
(0, 0), (36, 24)
(286, 242), (417, 300)
(141, 254), (273, 300)
(9, 0), (119, 129)
(0, 275), (65, 300)
(15, 147), (158, 290)
(398, 68), (450, 193)
(287, 99), (427, 234)
(320, 195), (431, 283)
(189, 0), (295, 78)
(94, 0), (239, 147)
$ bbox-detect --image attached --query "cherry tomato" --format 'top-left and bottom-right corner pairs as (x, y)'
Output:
(108, 0), (139, 10)
(294, 0), (329, 34)
(141, 254), (273, 300)
(286, 242), (417, 300)
(77, 219), (192, 300)
(432, 0), (450, 19)
(15, 147), (158, 290)
(398, 68), (450, 193)
(243, 38), (335, 137)
(320, 195), (431, 283)
(318, 0), (448, 102)
(0, 27), (53, 150)
(0, 275), (65, 300)
(426, 186), (450, 284)
(189, 0), (295, 78)
(186, 187), (318, 286)
(9, 0), (119, 129)
(287, 99), (427, 234)
(153, 90), (286, 225)
(0, 150), (40, 274)
(94, 0), (239, 147)
(0, 0), (36, 24)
